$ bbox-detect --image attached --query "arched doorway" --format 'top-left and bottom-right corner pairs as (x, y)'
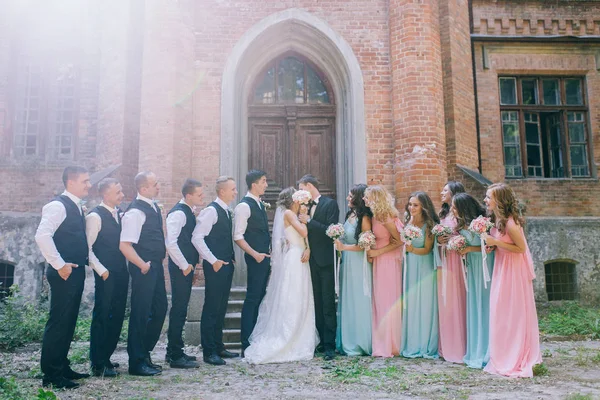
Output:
(248, 53), (336, 214)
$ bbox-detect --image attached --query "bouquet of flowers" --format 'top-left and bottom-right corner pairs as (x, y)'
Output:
(401, 224), (422, 244)
(358, 230), (376, 250)
(468, 215), (494, 288)
(292, 190), (312, 205)
(468, 215), (494, 235)
(446, 234), (467, 252)
(431, 224), (453, 238)
(326, 223), (345, 240)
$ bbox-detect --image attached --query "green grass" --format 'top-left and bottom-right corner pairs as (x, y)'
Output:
(538, 301), (600, 339)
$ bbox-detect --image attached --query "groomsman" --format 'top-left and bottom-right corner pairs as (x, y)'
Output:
(86, 178), (127, 378)
(234, 170), (271, 355)
(298, 174), (340, 361)
(35, 166), (91, 389)
(192, 176), (239, 365)
(119, 172), (168, 376)
(165, 179), (204, 369)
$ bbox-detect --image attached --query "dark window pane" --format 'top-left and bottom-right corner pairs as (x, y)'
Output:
(499, 78), (517, 105)
(307, 65), (329, 104)
(568, 122), (585, 143)
(253, 67), (275, 104)
(278, 57), (304, 104)
(565, 79), (583, 105)
(542, 79), (560, 105)
(521, 79), (538, 105)
(527, 145), (542, 166)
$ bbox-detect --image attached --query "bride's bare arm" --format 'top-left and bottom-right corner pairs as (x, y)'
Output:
(285, 210), (308, 238)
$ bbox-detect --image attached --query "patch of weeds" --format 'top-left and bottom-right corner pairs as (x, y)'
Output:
(532, 363), (549, 376)
(329, 358), (370, 383)
(565, 394), (593, 400)
(591, 351), (600, 364)
(0, 376), (53, 399)
(35, 388), (58, 400)
(538, 301), (600, 339)
(542, 349), (552, 358)
(0, 286), (48, 350)
(73, 316), (92, 341)
(555, 347), (569, 355)
(28, 364), (42, 379)
(68, 346), (89, 365)
(233, 363), (250, 376)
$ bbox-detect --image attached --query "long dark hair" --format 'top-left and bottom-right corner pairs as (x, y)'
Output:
(439, 181), (466, 219)
(404, 191), (440, 235)
(452, 193), (486, 232)
(345, 184), (373, 242)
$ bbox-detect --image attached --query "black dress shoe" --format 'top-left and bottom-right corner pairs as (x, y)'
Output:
(63, 369), (90, 380)
(218, 350), (239, 359)
(166, 352), (197, 363)
(323, 350), (336, 361)
(92, 366), (119, 378)
(170, 356), (200, 369)
(144, 355), (162, 371)
(128, 363), (161, 376)
(42, 377), (80, 389)
(107, 360), (120, 369)
(203, 354), (226, 366)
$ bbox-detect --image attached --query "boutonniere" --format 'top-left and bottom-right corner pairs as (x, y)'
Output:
(80, 201), (88, 214)
(156, 203), (165, 213)
(261, 200), (271, 210)
(192, 206), (200, 217)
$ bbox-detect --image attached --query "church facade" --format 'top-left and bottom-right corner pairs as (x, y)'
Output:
(0, 0), (598, 303)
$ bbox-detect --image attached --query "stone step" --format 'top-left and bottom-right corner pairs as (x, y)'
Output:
(224, 342), (242, 350)
(223, 329), (241, 344)
(227, 299), (244, 314)
(229, 287), (247, 301)
(224, 312), (241, 330)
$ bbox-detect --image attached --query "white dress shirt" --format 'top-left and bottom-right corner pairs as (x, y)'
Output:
(86, 202), (119, 277)
(120, 194), (157, 244)
(192, 197), (231, 265)
(166, 199), (194, 270)
(233, 192), (262, 241)
(35, 190), (84, 270)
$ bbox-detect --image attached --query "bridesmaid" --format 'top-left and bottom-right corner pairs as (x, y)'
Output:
(435, 181), (467, 364)
(363, 186), (403, 358)
(401, 192), (439, 359)
(482, 183), (542, 378)
(451, 193), (495, 369)
(334, 184), (373, 356)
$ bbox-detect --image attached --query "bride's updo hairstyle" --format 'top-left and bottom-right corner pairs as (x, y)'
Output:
(277, 187), (296, 209)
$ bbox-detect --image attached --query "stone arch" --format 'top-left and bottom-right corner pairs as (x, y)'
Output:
(221, 8), (366, 211)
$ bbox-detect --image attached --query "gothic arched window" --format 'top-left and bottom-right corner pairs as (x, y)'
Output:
(253, 55), (332, 105)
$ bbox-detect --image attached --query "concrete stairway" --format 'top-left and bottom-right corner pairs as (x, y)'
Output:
(184, 286), (246, 350)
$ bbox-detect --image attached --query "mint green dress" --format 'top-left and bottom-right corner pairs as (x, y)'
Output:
(401, 225), (439, 359)
(336, 219), (373, 356)
(461, 229), (495, 369)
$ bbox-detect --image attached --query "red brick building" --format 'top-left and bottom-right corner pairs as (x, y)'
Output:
(0, 0), (598, 303)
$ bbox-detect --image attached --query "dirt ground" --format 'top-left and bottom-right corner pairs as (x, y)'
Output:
(1, 340), (599, 400)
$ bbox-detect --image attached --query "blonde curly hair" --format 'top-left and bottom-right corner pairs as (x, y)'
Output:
(364, 185), (399, 222)
(487, 183), (525, 234)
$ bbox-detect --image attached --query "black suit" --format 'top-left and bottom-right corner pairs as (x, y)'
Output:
(306, 196), (339, 352)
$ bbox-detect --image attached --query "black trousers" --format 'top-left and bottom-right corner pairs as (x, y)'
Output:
(200, 261), (233, 357)
(89, 266), (129, 369)
(240, 254), (270, 349)
(127, 260), (168, 366)
(309, 260), (337, 352)
(166, 261), (194, 359)
(41, 264), (85, 380)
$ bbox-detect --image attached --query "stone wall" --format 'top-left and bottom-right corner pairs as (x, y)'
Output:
(527, 217), (600, 304)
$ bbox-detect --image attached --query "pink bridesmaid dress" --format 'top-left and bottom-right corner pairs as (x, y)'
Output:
(371, 218), (403, 358)
(435, 215), (467, 363)
(484, 217), (542, 378)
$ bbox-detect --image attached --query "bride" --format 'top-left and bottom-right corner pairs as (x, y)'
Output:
(243, 187), (319, 364)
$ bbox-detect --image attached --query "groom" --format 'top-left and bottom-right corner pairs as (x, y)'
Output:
(298, 174), (339, 360)
(233, 170), (271, 355)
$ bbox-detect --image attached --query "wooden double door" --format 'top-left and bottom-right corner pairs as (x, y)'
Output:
(248, 104), (336, 219)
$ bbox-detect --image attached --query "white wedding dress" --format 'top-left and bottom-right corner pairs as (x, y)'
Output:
(244, 208), (319, 364)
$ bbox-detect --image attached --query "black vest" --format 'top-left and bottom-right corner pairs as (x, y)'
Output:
(90, 205), (126, 271)
(127, 199), (166, 262)
(240, 197), (270, 253)
(53, 195), (88, 267)
(204, 201), (234, 263)
(167, 202), (199, 266)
